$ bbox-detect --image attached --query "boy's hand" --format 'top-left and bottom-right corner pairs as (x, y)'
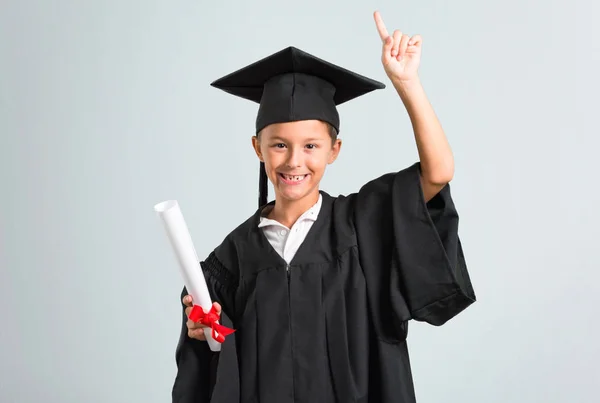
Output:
(183, 295), (222, 341)
(373, 10), (422, 84)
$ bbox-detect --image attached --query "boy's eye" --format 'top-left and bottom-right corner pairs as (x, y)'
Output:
(275, 143), (286, 148)
(306, 144), (316, 149)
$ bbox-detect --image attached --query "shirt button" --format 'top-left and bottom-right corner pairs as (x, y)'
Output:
(280, 229), (286, 236)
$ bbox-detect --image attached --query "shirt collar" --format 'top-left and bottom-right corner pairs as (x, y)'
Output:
(258, 193), (322, 228)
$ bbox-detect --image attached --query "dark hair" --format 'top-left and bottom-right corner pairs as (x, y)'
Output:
(257, 121), (338, 208)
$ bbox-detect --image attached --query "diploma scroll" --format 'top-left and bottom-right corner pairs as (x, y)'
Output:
(154, 200), (225, 351)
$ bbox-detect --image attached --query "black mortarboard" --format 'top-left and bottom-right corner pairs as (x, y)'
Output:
(210, 46), (386, 208)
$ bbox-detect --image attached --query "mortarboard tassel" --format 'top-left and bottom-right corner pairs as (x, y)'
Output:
(259, 161), (268, 208)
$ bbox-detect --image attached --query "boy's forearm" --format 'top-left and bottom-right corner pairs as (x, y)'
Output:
(393, 77), (455, 186)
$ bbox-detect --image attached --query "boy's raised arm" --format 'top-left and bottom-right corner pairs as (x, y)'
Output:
(374, 11), (455, 202)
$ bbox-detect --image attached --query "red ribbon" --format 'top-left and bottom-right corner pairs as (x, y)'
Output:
(189, 304), (236, 343)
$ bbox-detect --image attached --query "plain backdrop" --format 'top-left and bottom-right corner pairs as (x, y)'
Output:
(1, 0), (598, 402)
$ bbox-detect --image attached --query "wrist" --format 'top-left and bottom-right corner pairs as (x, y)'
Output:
(392, 76), (426, 112)
(391, 75), (422, 95)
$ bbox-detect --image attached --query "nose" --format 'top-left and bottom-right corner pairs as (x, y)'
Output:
(286, 146), (303, 168)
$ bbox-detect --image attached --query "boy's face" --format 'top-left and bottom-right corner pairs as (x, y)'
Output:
(252, 119), (341, 204)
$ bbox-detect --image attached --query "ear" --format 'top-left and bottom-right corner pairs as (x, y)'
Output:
(251, 135), (263, 161)
(328, 138), (342, 164)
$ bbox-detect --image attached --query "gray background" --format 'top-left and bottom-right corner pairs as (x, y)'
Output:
(1, 0), (598, 402)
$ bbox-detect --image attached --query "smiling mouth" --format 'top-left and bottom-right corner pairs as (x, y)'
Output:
(279, 173), (308, 183)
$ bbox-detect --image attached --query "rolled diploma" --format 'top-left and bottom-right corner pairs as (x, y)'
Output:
(154, 200), (221, 352)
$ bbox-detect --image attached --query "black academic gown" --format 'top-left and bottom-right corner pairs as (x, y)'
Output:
(172, 162), (476, 403)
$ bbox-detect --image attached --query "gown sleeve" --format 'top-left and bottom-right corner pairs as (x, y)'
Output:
(352, 162), (475, 337)
(171, 243), (240, 403)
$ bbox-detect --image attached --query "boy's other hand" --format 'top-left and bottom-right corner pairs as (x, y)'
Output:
(183, 295), (222, 341)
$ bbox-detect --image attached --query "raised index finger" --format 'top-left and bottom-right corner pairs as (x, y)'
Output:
(373, 11), (389, 41)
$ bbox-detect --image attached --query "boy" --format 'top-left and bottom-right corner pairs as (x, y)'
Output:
(172, 11), (476, 403)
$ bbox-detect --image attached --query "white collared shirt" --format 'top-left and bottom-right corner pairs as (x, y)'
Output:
(258, 194), (323, 264)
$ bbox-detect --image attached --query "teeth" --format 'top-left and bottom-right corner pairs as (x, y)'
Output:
(283, 174), (306, 181)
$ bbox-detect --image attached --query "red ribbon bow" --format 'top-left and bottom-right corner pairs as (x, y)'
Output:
(189, 304), (236, 343)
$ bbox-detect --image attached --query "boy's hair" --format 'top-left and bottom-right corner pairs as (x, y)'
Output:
(257, 120), (339, 207)
(326, 123), (339, 143)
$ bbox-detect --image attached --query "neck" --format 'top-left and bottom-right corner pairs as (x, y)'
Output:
(268, 189), (320, 228)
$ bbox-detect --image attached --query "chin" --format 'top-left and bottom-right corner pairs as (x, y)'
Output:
(278, 185), (312, 201)
(280, 190), (312, 202)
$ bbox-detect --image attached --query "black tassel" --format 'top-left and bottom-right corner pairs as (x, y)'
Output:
(259, 161), (268, 208)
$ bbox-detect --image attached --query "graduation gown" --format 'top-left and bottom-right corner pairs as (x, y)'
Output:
(172, 162), (476, 403)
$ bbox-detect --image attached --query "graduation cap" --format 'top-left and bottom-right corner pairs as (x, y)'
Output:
(210, 46), (386, 208)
